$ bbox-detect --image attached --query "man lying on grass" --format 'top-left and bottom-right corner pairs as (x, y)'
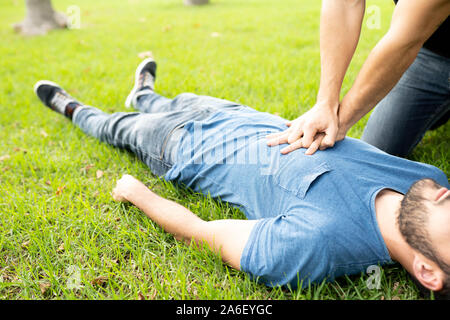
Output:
(34, 58), (450, 299)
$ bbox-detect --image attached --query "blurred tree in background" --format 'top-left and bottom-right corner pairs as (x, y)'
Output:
(13, 0), (209, 36)
(184, 0), (209, 5)
(13, 0), (68, 36)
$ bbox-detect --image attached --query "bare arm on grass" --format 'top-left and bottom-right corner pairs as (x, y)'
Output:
(112, 174), (257, 270)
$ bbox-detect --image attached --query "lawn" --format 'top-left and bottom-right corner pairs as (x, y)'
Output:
(0, 0), (448, 300)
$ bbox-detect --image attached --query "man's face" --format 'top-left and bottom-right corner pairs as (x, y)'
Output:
(420, 179), (450, 266)
(398, 179), (450, 271)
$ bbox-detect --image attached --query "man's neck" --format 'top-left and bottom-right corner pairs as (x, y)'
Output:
(375, 189), (414, 273)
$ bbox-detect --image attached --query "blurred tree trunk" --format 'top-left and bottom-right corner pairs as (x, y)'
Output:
(13, 0), (68, 36)
(184, 0), (209, 5)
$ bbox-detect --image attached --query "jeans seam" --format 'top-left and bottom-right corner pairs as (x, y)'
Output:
(100, 122), (173, 174)
(129, 141), (172, 172)
(160, 123), (185, 160)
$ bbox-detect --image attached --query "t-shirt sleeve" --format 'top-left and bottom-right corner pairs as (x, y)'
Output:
(239, 213), (332, 288)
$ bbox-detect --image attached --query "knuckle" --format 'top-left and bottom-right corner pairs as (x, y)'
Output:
(303, 122), (316, 131)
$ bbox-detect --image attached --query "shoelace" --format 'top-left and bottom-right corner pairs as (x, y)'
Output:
(139, 72), (154, 89)
(51, 91), (73, 113)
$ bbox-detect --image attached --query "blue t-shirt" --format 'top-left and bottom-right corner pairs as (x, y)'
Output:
(164, 106), (449, 288)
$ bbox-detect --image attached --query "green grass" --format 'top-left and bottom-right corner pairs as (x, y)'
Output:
(0, 0), (448, 300)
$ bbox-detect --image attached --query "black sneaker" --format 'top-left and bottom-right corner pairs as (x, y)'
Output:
(34, 80), (81, 119)
(125, 58), (157, 108)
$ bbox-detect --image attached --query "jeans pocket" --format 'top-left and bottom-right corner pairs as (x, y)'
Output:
(274, 159), (331, 199)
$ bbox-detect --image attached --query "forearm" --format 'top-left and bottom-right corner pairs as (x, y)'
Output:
(125, 184), (205, 242)
(338, 33), (421, 133)
(115, 176), (257, 270)
(317, 0), (365, 109)
(338, 0), (450, 133)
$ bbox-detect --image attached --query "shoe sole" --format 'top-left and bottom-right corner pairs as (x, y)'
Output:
(125, 58), (155, 108)
(33, 80), (61, 96)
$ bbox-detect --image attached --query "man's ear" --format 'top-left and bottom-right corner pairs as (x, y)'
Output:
(412, 254), (444, 292)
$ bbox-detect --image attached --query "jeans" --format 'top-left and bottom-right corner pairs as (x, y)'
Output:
(72, 92), (240, 176)
(361, 47), (450, 157)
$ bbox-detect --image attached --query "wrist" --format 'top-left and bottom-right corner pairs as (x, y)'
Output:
(314, 99), (339, 114)
(317, 85), (340, 103)
(124, 181), (149, 202)
(337, 96), (357, 135)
